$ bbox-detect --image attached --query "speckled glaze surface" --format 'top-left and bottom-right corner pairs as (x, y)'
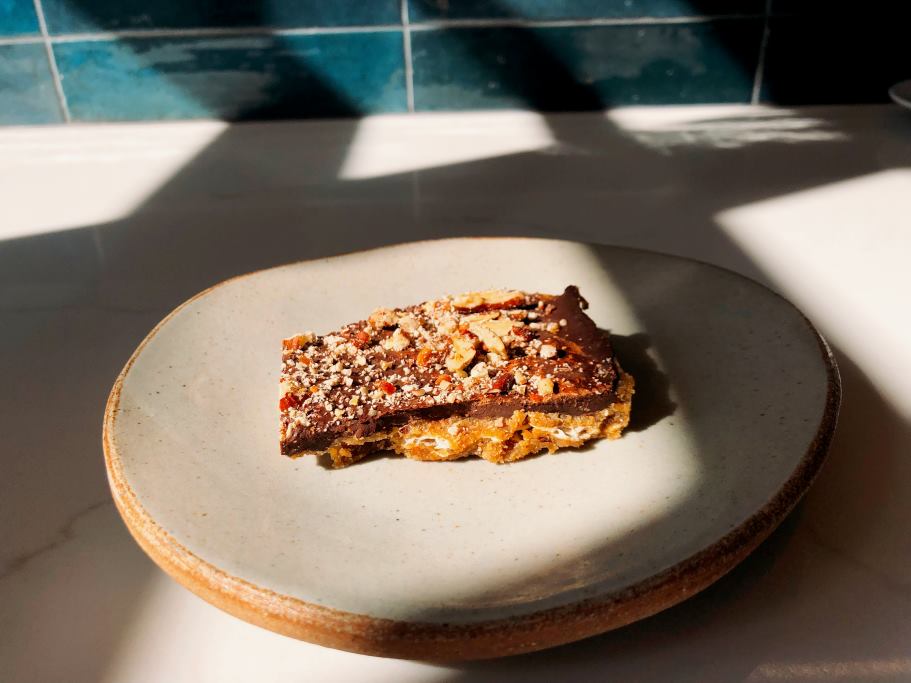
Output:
(103, 238), (839, 660)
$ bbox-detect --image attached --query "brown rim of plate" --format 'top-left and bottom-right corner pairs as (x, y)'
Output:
(102, 238), (842, 662)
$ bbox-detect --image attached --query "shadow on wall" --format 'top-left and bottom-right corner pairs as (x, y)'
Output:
(48, 0), (770, 123)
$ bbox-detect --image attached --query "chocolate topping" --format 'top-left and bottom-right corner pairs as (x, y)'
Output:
(279, 286), (620, 454)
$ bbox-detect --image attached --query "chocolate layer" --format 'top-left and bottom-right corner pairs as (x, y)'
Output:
(280, 286), (621, 455)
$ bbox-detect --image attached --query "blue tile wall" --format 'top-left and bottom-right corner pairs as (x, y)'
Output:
(0, 0), (38, 35)
(409, 0), (764, 21)
(0, 43), (63, 123)
(0, 0), (903, 124)
(54, 32), (406, 121)
(42, 0), (400, 34)
(412, 20), (763, 111)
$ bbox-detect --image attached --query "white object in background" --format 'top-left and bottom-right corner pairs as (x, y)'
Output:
(888, 80), (911, 109)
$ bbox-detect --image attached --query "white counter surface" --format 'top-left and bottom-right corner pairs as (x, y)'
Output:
(2, 106), (910, 682)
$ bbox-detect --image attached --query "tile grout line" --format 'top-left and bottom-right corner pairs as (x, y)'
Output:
(750, 0), (772, 105)
(400, 0), (415, 112)
(0, 12), (768, 45)
(409, 14), (764, 29)
(31, 0), (70, 122)
(48, 24), (406, 42)
(0, 34), (44, 44)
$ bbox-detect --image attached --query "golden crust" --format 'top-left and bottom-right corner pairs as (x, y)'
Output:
(300, 369), (634, 468)
(280, 285), (622, 456)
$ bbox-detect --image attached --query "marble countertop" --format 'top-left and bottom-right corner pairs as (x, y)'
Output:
(2, 105), (910, 682)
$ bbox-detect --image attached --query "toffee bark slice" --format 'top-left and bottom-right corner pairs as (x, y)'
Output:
(280, 286), (634, 467)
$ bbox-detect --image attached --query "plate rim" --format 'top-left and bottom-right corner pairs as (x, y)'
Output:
(102, 237), (841, 660)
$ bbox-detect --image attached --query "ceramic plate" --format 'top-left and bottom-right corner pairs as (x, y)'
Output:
(103, 238), (839, 660)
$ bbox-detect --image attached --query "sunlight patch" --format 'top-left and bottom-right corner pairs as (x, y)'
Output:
(718, 169), (911, 418)
(338, 111), (556, 180)
(0, 121), (227, 240)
